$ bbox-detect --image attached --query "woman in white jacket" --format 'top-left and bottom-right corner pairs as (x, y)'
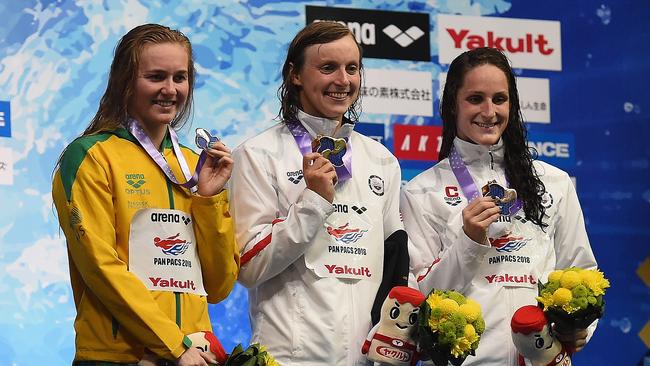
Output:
(230, 22), (407, 365)
(401, 47), (597, 366)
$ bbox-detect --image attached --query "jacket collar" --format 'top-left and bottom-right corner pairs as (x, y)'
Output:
(296, 110), (354, 139)
(452, 136), (505, 165)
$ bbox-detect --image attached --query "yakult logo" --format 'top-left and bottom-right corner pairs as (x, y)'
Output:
(376, 346), (410, 361)
(438, 14), (562, 71)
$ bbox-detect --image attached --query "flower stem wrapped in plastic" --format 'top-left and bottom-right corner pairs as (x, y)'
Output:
(536, 267), (610, 330)
(414, 289), (485, 366)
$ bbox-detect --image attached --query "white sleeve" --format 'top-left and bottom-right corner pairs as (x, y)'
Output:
(230, 143), (334, 288)
(383, 156), (405, 239)
(552, 173), (597, 270)
(401, 186), (490, 295)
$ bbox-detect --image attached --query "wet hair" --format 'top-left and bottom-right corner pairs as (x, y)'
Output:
(83, 23), (195, 136)
(278, 21), (363, 123)
(439, 47), (547, 229)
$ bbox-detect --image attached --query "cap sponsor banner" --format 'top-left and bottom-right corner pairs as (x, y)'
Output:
(0, 101), (11, 138)
(0, 147), (13, 185)
(393, 124), (442, 161)
(306, 5), (430, 61)
(438, 14), (562, 71)
(362, 69), (433, 117)
(438, 73), (551, 123)
(527, 131), (575, 168)
(355, 122), (386, 146)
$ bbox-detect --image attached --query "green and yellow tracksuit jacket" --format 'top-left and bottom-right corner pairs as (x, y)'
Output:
(52, 127), (239, 363)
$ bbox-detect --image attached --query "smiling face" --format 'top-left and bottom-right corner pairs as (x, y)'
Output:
(455, 64), (510, 146)
(290, 35), (360, 123)
(128, 42), (189, 139)
(379, 298), (420, 338)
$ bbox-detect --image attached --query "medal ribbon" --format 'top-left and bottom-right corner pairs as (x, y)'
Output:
(127, 118), (209, 194)
(286, 120), (352, 182)
(449, 145), (523, 216)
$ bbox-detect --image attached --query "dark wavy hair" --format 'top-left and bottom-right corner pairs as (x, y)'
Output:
(277, 21), (363, 123)
(439, 47), (546, 228)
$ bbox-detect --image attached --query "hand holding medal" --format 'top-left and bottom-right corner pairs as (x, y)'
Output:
(481, 180), (522, 216)
(311, 135), (347, 168)
(300, 135), (340, 203)
(195, 128), (233, 197)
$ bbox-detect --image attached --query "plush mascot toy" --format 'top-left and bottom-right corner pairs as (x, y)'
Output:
(362, 286), (425, 366)
(138, 331), (228, 366)
(511, 305), (572, 366)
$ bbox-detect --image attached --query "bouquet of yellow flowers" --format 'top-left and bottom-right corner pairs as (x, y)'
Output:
(414, 289), (485, 366)
(536, 267), (610, 329)
(222, 343), (280, 366)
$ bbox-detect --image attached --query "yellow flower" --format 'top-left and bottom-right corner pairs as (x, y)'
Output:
(437, 298), (460, 315)
(428, 315), (440, 331)
(548, 270), (564, 282)
(426, 293), (445, 309)
(263, 353), (281, 366)
(536, 292), (554, 310)
(450, 336), (472, 358)
(459, 302), (481, 323)
(463, 324), (479, 350)
(560, 271), (581, 289)
(579, 269), (610, 295)
(464, 324), (476, 338)
(552, 288), (572, 305)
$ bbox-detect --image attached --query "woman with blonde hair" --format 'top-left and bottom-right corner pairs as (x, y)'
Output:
(52, 24), (239, 366)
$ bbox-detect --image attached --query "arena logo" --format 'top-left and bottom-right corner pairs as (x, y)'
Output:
(125, 173), (146, 188)
(438, 14), (562, 71)
(286, 169), (304, 184)
(444, 186), (462, 206)
(382, 24), (424, 48)
(306, 5), (430, 61)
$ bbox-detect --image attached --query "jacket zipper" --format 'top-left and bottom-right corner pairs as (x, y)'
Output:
(164, 162), (182, 327)
(489, 149), (495, 170)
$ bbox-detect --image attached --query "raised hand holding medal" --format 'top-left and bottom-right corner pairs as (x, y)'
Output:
(312, 135), (347, 167)
(194, 128), (233, 197)
(481, 180), (522, 216)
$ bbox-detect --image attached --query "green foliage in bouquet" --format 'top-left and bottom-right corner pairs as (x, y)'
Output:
(222, 343), (280, 366)
(414, 289), (485, 366)
(536, 267), (610, 329)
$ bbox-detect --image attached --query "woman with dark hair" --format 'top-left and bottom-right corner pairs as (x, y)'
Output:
(230, 21), (407, 365)
(52, 24), (239, 366)
(401, 47), (597, 365)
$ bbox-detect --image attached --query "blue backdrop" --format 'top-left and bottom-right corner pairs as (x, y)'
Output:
(0, 0), (648, 365)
